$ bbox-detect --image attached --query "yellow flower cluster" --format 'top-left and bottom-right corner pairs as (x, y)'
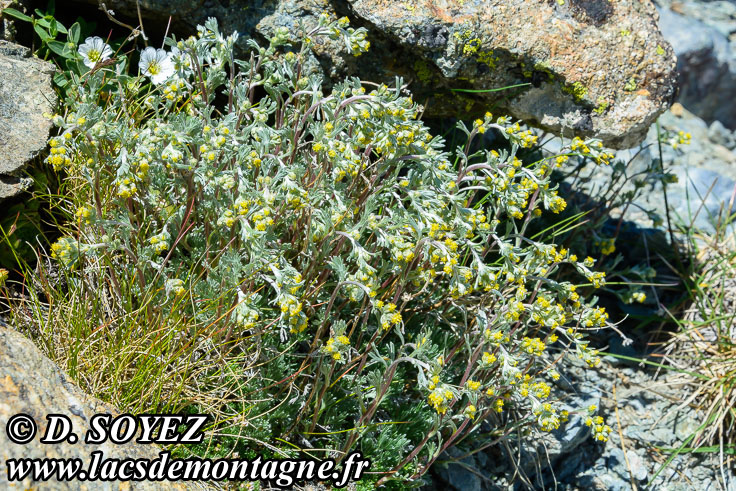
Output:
(520, 337), (546, 356)
(218, 209), (236, 228)
(47, 137), (72, 170)
(428, 385), (454, 415)
(466, 380), (481, 391)
(375, 301), (403, 331)
(323, 334), (351, 361)
(569, 137), (614, 165)
(149, 233), (169, 254)
(251, 208), (274, 232)
(585, 408), (612, 442)
(76, 206), (92, 224)
(166, 278), (186, 296)
(162, 79), (187, 102)
(117, 176), (137, 198)
(534, 402), (563, 431)
(631, 291), (646, 303)
(279, 296), (308, 334)
(671, 130), (692, 149)
(481, 351), (497, 365)
(596, 237), (616, 255)
(50, 237), (80, 266)
(547, 193), (567, 214)
(504, 123), (538, 148)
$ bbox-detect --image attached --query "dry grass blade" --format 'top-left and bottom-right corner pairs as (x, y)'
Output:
(664, 214), (736, 475)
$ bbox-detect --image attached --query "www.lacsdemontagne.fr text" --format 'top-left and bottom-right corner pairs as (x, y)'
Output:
(7, 450), (371, 487)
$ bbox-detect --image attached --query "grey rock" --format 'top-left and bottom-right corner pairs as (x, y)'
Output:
(605, 449), (649, 485)
(0, 175), (33, 199)
(656, 0), (736, 40)
(607, 448), (628, 478)
(549, 408), (593, 458)
(0, 326), (203, 490)
(595, 472), (631, 491)
(650, 426), (677, 446)
(670, 166), (736, 228)
(80, 0), (203, 21)
(657, 6), (736, 128)
(626, 450), (648, 482)
(675, 415), (703, 442)
(0, 40), (56, 199)
(425, 353), (736, 490)
(708, 120), (736, 149)
(607, 105), (736, 234)
(74, 0), (677, 148)
(442, 465), (481, 491)
(434, 448), (483, 491)
(346, 0), (677, 148)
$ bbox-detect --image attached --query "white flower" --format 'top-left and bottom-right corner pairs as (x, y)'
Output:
(139, 47), (174, 84)
(78, 37), (112, 69)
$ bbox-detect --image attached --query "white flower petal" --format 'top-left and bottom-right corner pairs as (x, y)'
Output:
(139, 47), (174, 84)
(139, 47), (157, 65)
(78, 36), (112, 69)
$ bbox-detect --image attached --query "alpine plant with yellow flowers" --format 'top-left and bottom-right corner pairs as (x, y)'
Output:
(47, 16), (613, 484)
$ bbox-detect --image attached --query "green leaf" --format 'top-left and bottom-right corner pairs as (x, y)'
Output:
(1, 7), (33, 22)
(53, 72), (69, 87)
(47, 40), (73, 59)
(33, 23), (50, 43)
(69, 22), (80, 44)
(35, 16), (64, 33)
(65, 57), (86, 75)
(49, 18), (58, 38)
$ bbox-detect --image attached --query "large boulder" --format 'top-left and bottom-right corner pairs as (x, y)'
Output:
(656, 3), (736, 129)
(343, 0), (677, 149)
(74, 0), (677, 148)
(0, 326), (200, 490)
(0, 40), (56, 199)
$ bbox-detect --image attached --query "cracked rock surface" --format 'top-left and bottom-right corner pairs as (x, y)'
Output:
(0, 40), (56, 199)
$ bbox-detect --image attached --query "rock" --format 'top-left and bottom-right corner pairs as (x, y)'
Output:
(604, 448), (647, 486)
(626, 450), (648, 482)
(656, 5), (736, 129)
(566, 103), (736, 235)
(435, 461), (482, 491)
(657, 0), (736, 40)
(73, 0), (676, 148)
(614, 106), (736, 234)
(0, 326), (200, 490)
(0, 40), (56, 199)
(349, 0), (677, 149)
(1, 1), (20, 41)
(76, 0), (203, 22)
(547, 400), (596, 459)
(708, 120), (736, 150)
